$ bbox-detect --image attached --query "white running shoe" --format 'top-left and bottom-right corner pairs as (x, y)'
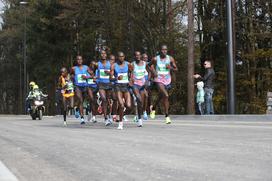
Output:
(105, 119), (111, 126)
(123, 116), (128, 122)
(63, 121), (67, 127)
(143, 111), (148, 120)
(91, 116), (97, 123)
(80, 117), (85, 125)
(108, 117), (113, 124)
(137, 119), (143, 127)
(117, 122), (123, 130)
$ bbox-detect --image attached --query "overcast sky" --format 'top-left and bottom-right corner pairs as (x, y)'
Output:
(0, 1), (3, 12)
(0, 1), (3, 25)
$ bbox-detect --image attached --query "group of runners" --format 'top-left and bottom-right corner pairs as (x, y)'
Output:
(58, 45), (178, 130)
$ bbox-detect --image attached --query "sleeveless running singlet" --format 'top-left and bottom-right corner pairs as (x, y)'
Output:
(154, 55), (171, 85)
(74, 65), (88, 87)
(97, 60), (111, 84)
(114, 61), (129, 84)
(132, 61), (146, 86)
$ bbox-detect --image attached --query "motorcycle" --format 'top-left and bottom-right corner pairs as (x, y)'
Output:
(29, 95), (47, 120)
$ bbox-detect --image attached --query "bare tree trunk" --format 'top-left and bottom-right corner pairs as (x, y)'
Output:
(248, 0), (257, 98)
(187, 0), (195, 114)
(18, 62), (23, 114)
(168, 0), (173, 32)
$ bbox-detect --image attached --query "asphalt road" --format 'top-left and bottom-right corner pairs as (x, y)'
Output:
(0, 115), (272, 181)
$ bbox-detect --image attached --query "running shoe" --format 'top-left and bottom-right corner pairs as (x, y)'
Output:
(109, 117), (113, 124)
(150, 110), (156, 119)
(91, 116), (97, 123)
(112, 115), (117, 122)
(117, 122), (123, 130)
(137, 119), (143, 127)
(133, 116), (138, 122)
(75, 108), (80, 119)
(123, 116), (128, 122)
(165, 117), (171, 124)
(80, 117), (85, 125)
(143, 111), (148, 120)
(63, 121), (67, 127)
(105, 119), (111, 126)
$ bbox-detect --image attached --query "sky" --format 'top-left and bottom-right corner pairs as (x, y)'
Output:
(0, 1), (3, 12)
(0, 1), (3, 25)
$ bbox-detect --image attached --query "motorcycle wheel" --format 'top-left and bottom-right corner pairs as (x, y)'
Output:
(38, 109), (43, 120)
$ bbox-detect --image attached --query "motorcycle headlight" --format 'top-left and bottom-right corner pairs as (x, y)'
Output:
(34, 100), (44, 106)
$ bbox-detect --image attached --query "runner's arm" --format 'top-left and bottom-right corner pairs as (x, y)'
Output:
(128, 63), (134, 79)
(87, 67), (95, 79)
(110, 63), (116, 81)
(150, 57), (158, 78)
(170, 56), (178, 71)
(145, 64), (152, 81)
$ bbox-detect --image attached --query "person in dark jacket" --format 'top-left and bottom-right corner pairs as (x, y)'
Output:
(194, 60), (215, 114)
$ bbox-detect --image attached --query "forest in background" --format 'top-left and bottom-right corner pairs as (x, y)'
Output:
(0, 0), (271, 114)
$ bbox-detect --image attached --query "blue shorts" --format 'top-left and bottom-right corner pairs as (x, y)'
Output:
(155, 83), (172, 90)
(88, 86), (98, 93)
(164, 84), (172, 90)
(132, 84), (146, 92)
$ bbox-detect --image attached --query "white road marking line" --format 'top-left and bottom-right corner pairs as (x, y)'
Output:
(0, 161), (18, 181)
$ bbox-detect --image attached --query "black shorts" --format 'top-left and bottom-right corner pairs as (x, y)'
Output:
(114, 84), (129, 92)
(75, 86), (87, 93)
(147, 80), (156, 91)
(98, 83), (112, 90)
(87, 86), (98, 94)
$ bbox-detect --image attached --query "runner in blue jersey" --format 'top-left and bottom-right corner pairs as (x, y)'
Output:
(71, 55), (94, 125)
(109, 54), (118, 122)
(142, 53), (152, 117)
(97, 50), (113, 126)
(86, 60), (99, 123)
(110, 52), (132, 130)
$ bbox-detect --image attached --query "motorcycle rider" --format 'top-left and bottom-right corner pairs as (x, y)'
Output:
(26, 81), (36, 112)
(27, 85), (47, 100)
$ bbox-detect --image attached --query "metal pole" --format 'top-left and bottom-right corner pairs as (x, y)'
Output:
(19, 1), (28, 114)
(226, 0), (235, 114)
(23, 9), (27, 114)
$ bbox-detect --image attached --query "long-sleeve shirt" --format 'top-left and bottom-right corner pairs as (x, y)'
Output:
(201, 68), (215, 89)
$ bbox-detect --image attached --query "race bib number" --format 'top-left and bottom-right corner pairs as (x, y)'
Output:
(77, 74), (86, 83)
(117, 73), (129, 83)
(135, 69), (145, 79)
(87, 78), (95, 84)
(67, 81), (74, 90)
(157, 64), (169, 75)
(100, 69), (110, 79)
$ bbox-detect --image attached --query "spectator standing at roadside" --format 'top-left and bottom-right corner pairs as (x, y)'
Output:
(194, 60), (215, 114)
